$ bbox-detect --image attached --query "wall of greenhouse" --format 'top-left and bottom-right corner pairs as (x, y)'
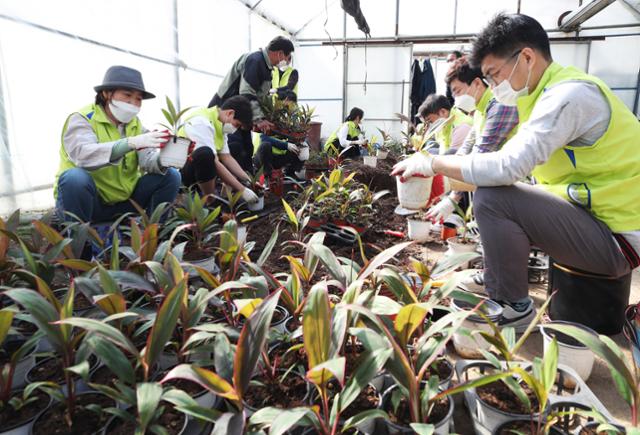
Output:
(0, 0), (638, 214)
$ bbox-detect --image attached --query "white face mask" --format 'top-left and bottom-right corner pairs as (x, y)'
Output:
(454, 94), (476, 114)
(109, 99), (140, 124)
(492, 54), (531, 107)
(223, 123), (238, 135)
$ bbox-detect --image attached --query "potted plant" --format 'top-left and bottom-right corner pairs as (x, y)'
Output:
(259, 96), (315, 142)
(245, 168), (265, 212)
(158, 96), (193, 169)
(446, 202), (478, 258)
(362, 141), (378, 168)
(406, 210), (433, 242)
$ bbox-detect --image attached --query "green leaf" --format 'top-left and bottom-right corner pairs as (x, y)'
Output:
(342, 409), (389, 433)
(94, 293), (127, 316)
(66, 360), (90, 382)
(338, 349), (391, 413)
(137, 382), (163, 433)
(257, 225), (279, 267)
(233, 290), (281, 400)
(410, 423), (435, 435)
(430, 252), (481, 278)
(282, 199), (298, 228)
(309, 243), (346, 288)
(143, 277), (188, 376)
(306, 357), (346, 387)
(56, 317), (140, 358)
(358, 241), (412, 281)
(255, 407), (312, 435)
(85, 334), (135, 385)
(211, 412), (245, 435)
(303, 283), (332, 368)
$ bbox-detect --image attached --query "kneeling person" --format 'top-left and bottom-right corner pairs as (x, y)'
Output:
(180, 96), (259, 204)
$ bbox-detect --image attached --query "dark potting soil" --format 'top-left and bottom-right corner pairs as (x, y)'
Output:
(0, 390), (49, 431)
(163, 376), (206, 396)
(108, 406), (186, 435)
(428, 359), (453, 382)
(544, 329), (584, 348)
(579, 428), (617, 435)
(32, 393), (114, 435)
(388, 395), (449, 427)
(343, 157), (399, 193)
(245, 374), (308, 409)
(12, 319), (38, 337)
(183, 243), (214, 262)
(29, 355), (97, 384)
(335, 384), (379, 421)
(495, 420), (542, 434)
(0, 338), (28, 364)
(477, 380), (540, 414)
(344, 342), (365, 378)
(270, 344), (307, 369)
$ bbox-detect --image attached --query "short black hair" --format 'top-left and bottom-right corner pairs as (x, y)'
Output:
(451, 50), (463, 59)
(345, 107), (364, 122)
(221, 95), (253, 129)
(418, 94), (451, 118)
(267, 36), (294, 55)
(445, 58), (485, 86)
(278, 89), (298, 102)
(471, 13), (552, 68)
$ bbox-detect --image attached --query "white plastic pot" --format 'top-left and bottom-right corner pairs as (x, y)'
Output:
(540, 321), (596, 386)
(446, 238), (477, 254)
(363, 155), (378, 168)
(406, 218), (432, 242)
(380, 385), (454, 435)
(377, 150), (389, 160)
(298, 146), (310, 161)
(451, 297), (503, 359)
(396, 176), (432, 210)
(159, 136), (191, 168)
(237, 226), (247, 244)
(247, 195), (264, 211)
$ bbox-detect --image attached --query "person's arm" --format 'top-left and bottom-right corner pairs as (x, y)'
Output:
(239, 52), (270, 120)
(337, 123), (358, 147)
(262, 134), (289, 151)
(218, 153), (250, 186)
(434, 81), (611, 186)
(63, 114), (122, 169)
(456, 128), (476, 156)
(137, 148), (165, 174)
(473, 100), (519, 153)
(285, 69), (299, 90)
(215, 156), (246, 192)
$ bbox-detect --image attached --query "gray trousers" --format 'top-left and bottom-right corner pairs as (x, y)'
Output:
(474, 182), (630, 302)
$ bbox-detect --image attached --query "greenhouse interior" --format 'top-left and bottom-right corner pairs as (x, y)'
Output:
(1, 0), (640, 434)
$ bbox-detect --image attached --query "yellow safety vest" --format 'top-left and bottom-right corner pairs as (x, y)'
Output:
(324, 121), (361, 153)
(518, 62), (640, 232)
(436, 107), (473, 154)
(272, 67), (298, 95)
(55, 104), (142, 204)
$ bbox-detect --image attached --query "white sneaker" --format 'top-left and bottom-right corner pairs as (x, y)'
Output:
(459, 270), (487, 294)
(496, 298), (536, 333)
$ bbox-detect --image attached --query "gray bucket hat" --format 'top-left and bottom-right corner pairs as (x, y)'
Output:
(94, 65), (155, 99)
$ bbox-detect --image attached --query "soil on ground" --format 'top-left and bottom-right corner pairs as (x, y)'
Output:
(245, 373), (308, 409)
(476, 380), (541, 415)
(32, 392), (114, 435)
(0, 390), (50, 431)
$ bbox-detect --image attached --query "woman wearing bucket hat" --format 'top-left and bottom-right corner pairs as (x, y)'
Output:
(54, 65), (181, 229)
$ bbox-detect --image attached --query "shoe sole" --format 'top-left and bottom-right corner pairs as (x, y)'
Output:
(499, 309), (537, 334)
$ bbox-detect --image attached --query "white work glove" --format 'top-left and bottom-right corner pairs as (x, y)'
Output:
(391, 151), (435, 181)
(297, 146), (309, 161)
(351, 139), (366, 146)
(128, 130), (170, 150)
(426, 196), (456, 223)
(287, 142), (299, 154)
(241, 187), (259, 204)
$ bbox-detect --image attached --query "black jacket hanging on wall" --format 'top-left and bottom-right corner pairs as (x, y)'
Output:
(410, 60), (423, 121)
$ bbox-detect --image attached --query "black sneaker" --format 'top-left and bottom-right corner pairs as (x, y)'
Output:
(495, 297), (536, 333)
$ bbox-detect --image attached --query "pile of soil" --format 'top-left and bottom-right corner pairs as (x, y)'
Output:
(245, 373), (308, 409)
(342, 157), (399, 193)
(335, 384), (380, 421)
(269, 342), (307, 369)
(32, 393), (114, 435)
(477, 380), (540, 414)
(428, 359), (453, 382)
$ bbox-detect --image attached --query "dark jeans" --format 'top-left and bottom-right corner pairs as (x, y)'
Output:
(227, 129), (255, 174)
(181, 147), (217, 187)
(331, 140), (360, 159)
(56, 167), (181, 224)
(475, 182), (629, 302)
(253, 141), (303, 177)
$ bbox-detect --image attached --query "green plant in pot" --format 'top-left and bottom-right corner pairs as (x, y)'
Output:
(0, 309), (51, 433)
(4, 283), (116, 434)
(158, 96), (193, 169)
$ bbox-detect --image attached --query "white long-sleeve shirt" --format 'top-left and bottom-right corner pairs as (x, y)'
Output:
(183, 116), (230, 154)
(63, 113), (164, 174)
(337, 123), (364, 147)
(460, 80), (640, 253)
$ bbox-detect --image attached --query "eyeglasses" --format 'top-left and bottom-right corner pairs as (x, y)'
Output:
(483, 49), (522, 87)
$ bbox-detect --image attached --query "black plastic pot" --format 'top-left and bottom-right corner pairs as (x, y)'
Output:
(0, 389), (52, 435)
(547, 260), (631, 334)
(576, 420), (626, 434)
(492, 418), (566, 435)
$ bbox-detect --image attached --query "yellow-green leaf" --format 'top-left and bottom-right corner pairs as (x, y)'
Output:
(0, 310), (14, 345)
(394, 304), (429, 349)
(282, 199), (298, 228)
(306, 357), (345, 387)
(303, 284), (331, 368)
(94, 293), (126, 316)
(235, 298), (263, 319)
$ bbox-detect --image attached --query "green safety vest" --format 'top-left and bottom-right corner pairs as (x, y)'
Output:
(436, 107), (473, 154)
(54, 103), (142, 204)
(178, 106), (226, 152)
(518, 62), (640, 232)
(324, 121), (361, 152)
(252, 132), (287, 156)
(272, 67), (298, 95)
(472, 87), (517, 148)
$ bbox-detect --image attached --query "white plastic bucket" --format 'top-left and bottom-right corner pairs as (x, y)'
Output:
(406, 218), (432, 242)
(451, 297), (503, 359)
(238, 226), (247, 244)
(247, 195), (264, 211)
(298, 146), (310, 161)
(540, 321), (596, 386)
(159, 136), (191, 168)
(363, 155), (378, 168)
(396, 176), (432, 210)
(377, 150), (389, 160)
